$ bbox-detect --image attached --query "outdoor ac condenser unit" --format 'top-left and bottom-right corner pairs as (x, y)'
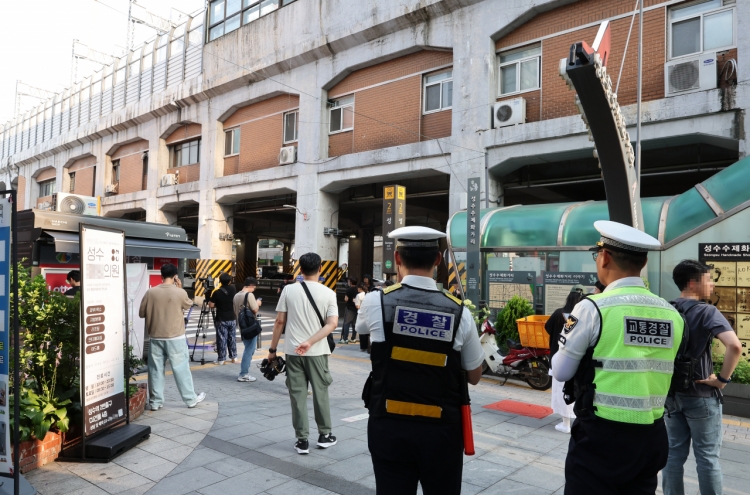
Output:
(665, 52), (717, 96)
(161, 174), (177, 187)
(279, 146), (297, 165)
(493, 98), (526, 128)
(54, 192), (100, 216)
(105, 183), (118, 195)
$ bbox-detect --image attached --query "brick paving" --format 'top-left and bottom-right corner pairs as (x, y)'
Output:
(24, 339), (750, 495)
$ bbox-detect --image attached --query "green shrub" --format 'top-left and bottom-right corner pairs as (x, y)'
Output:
(713, 354), (750, 385)
(494, 295), (534, 351)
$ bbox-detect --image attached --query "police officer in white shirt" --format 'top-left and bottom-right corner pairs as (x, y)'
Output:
(552, 221), (685, 494)
(357, 226), (484, 495)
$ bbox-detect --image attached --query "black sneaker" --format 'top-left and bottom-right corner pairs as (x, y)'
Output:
(317, 433), (337, 449)
(295, 439), (309, 454)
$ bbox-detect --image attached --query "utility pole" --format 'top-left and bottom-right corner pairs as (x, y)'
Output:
(14, 80), (58, 116)
(71, 39), (116, 84)
(126, 0), (175, 51)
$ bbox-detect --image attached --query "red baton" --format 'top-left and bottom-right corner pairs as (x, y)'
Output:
(460, 371), (475, 456)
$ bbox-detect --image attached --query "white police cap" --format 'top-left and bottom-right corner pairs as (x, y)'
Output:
(590, 220), (661, 254)
(388, 226), (446, 248)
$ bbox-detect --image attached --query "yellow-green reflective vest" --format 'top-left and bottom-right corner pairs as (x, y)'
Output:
(588, 286), (684, 425)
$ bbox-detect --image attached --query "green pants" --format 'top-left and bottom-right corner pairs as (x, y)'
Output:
(285, 354), (333, 440)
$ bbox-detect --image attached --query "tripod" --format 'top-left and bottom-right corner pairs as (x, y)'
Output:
(190, 297), (215, 365)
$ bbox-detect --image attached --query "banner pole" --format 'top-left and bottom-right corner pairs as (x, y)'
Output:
(79, 223), (86, 461)
(12, 190), (19, 495)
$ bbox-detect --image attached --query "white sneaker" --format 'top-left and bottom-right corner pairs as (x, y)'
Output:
(237, 375), (257, 382)
(188, 392), (206, 408)
(149, 404), (162, 411)
(555, 422), (571, 433)
(213, 360), (225, 365)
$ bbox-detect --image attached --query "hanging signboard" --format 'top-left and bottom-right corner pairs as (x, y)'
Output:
(486, 271), (535, 309)
(382, 185), (406, 275)
(699, 243), (750, 349)
(466, 178), (481, 303)
(80, 224), (127, 436)
(0, 198), (12, 473)
(543, 272), (598, 314)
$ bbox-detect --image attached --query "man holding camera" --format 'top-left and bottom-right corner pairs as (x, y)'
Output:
(139, 263), (206, 409)
(267, 253), (339, 455)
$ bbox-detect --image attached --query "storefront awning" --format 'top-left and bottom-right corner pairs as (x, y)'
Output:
(42, 231), (201, 259)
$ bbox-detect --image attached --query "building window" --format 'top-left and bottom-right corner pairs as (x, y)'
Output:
(423, 71), (453, 114)
(208, 0), (295, 41)
(329, 96), (354, 134)
(498, 43), (541, 96)
(39, 179), (56, 197)
(69, 172), (76, 192)
(112, 160), (120, 184)
(669, 0), (735, 59)
(283, 111), (298, 143)
(173, 139), (201, 167)
(224, 128), (240, 156)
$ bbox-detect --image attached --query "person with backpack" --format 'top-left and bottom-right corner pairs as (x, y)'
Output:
(234, 277), (263, 382)
(662, 260), (743, 495)
(267, 252), (339, 454)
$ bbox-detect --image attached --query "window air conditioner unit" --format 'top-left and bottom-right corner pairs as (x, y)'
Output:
(279, 146), (297, 165)
(105, 183), (118, 195)
(161, 174), (177, 187)
(493, 98), (526, 128)
(665, 52), (717, 96)
(54, 192), (100, 216)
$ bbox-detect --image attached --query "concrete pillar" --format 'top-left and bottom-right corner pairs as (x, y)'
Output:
(292, 87), (339, 261)
(196, 103), (233, 259)
(145, 129), (170, 223)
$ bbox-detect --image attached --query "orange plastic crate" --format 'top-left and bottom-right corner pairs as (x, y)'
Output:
(516, 315), (551, 349)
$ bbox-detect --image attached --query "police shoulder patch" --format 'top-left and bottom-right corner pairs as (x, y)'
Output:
(442, 290), (463, 306)
(383, 283), (402, 294)
(563, 315), (578, 334)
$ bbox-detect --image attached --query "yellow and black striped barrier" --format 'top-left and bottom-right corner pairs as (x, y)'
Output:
(447, 261), (466, 296)
(291, 260), (342, 290)
(195, 259), (234, 296)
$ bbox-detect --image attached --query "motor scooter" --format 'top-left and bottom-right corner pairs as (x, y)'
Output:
(479, 317), (552, 390)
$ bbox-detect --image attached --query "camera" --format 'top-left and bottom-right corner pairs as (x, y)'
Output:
(258, 357), (286, 381)
(198, 276), (215, 292)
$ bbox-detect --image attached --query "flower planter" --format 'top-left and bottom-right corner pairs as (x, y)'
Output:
(722, 382), (750, 419)
(129, 384), (148, 421)
(17, 431), (62, 474)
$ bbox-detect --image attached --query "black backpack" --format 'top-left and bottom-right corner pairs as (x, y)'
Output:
(668, 299), (702, 394)
(238, 292), (262, 341)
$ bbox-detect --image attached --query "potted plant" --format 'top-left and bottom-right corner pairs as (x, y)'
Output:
(714, 354), (750, 418)
(494, 295), (534, 351)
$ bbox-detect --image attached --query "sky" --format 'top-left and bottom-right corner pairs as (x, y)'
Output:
(0, 0), (206, 125)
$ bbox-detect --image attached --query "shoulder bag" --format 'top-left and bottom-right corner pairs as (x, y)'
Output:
(238, 292), (262, 341)
(300, 282), (336, 353)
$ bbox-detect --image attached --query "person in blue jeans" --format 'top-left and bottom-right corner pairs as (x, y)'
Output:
(139, 263), (206, 409)
(233, 277), (262, 382)
(663, 260), (742, 495)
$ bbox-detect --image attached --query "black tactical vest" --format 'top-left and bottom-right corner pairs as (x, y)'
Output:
(368, 283), (465, 424)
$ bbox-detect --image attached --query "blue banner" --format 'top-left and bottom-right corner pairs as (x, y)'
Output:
(0, 198), (11, 471)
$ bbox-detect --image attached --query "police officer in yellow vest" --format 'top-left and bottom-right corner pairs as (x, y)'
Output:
(552, 221), (685, 494)
(357, 226), (484, 495)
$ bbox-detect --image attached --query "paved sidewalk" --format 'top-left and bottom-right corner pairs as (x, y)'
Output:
(24, 342), (750, 494)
